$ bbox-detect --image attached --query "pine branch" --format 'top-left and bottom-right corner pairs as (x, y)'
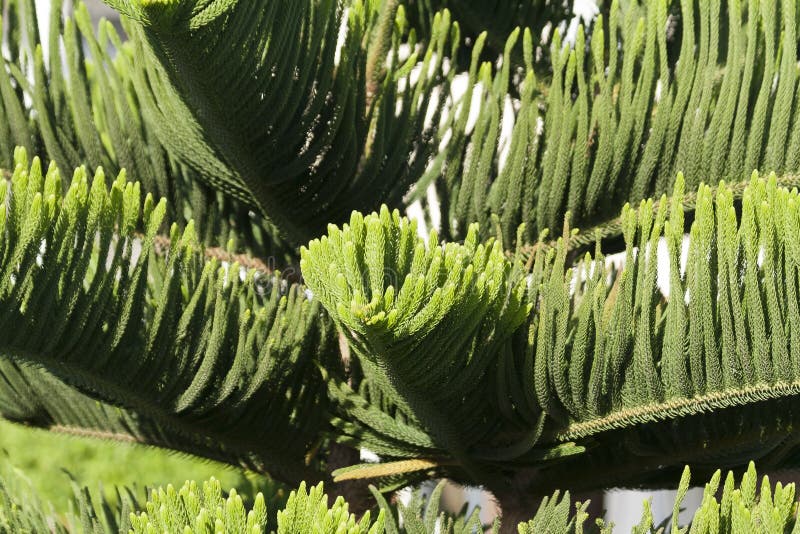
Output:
(0, 461), (139, 533)
(519, 172), (800, 260)
(0, 464), (388, 534)
(0, 148), (340, 485)
(130, 478), (270, 533)
(0, 355), (286, 467)
(0, 0), (292, 260)
(104, 0), (459, 244)
(366, 0), (401, 105)
(302, 206), (588, 489)
(304, 173), (800, 495)
(151, 235), (281, 276)
(433, 0), (800, 250)
(3, 459), (798, 533)
(492, 173), (800, 494)
(4, 166), (289, 276)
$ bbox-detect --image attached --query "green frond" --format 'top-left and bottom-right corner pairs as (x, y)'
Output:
(0, 356), (292, 468)
(0, 0), (292, 260)
(434, 0), (800, 249)
(496, 173), (800, 494)
(301, 206), (588, 487)
(420, 24), (540, 244)
(0, 467), (384, 534)
(0, 148), (340, 485)
(106, 0), (459, 244)
(275, 481), (384, 534)
(371, 480), (490, 534)
(516, 463), (800, 533)
(363, 462), (800, 533)
(130, 478), (268, 534)
(8, 0), (800, 524)
(519, 173), (800, 262)
(4, 460), (800, 532)
(304, 175), (800, 495)
(0, 0), (169, 196)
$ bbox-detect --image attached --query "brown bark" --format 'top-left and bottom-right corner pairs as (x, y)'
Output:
(492, 487), (533, 534)
(325, 442), (374, 517)
(490, 474), (604, 532)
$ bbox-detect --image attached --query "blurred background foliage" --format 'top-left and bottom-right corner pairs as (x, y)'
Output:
(0, 419), (280, 514)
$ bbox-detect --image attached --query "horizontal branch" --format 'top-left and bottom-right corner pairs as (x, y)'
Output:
(551, 379), (800, 442)
(519, 173), (800, 262)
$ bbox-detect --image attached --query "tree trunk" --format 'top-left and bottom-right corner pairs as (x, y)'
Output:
(492, 487), (533, 534)
(492, 481), (604, 533)
(325, 443), (373, 517)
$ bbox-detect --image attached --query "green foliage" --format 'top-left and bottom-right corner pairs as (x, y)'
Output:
(503, 173), (800, 492)
(276, 482), (384, 534)
(129, 479), (267, 534)
(430, 0), (800, 248)
(7, 0), (799, 256)
(103, 0), (460, 244)
(384, 465), (800, 533)
(301, 174), (800, 495)
(417, 24), (542, 244)
(0, 149), (338, 484)
(301, 207), (572, 486)
(130, 479), (387, 534)
(0, 0), (292, 259)
(5, 462), (800, 533)
(0, 350), (294, 482)
(516, 490), (593, 534)
(515, 462), (800, 533)
(6, 0), (800, 528)
(0, 468), (384, 534)
(371, 480), (490, 534)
